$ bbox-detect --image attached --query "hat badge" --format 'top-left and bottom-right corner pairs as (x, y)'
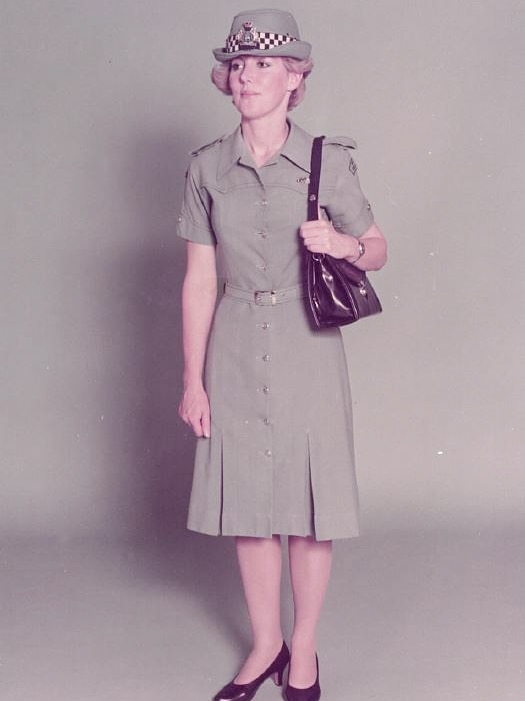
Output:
(238, 21), (259, 50)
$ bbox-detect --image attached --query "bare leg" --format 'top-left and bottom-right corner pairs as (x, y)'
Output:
(288, 535), (333, 688)
(233, 535), (284, 684)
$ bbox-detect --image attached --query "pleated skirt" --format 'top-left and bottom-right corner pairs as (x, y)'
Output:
(186, 287), (360, 541)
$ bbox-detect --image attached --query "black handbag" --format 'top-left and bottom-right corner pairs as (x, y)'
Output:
(306, 136), (382, 329)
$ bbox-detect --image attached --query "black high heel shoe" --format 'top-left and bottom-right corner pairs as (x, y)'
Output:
(213, 641), (290, 701)
(284, 654), (320, 701)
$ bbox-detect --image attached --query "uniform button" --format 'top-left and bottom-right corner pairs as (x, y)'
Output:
(262, 322), (271, 330)
(262, 354), (270, 362)
(258, 231), (268, 238)
(262, 385), (270, 393)
(256, 263), (268, 271)
(177, 215), (183, 222)
(264, 449), (273, 458)
(255, 199), (268, 206)
(263, 418), (271, 425)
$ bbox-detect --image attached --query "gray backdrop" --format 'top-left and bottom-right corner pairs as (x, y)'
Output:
(2, 0), (524, 542)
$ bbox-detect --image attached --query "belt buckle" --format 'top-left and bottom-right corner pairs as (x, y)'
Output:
(254, 290), (277, 305)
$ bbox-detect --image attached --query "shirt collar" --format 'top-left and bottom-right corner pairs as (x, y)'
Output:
(217, 119), (314, 179)
(217, 125), (244, 180)
(280, 120), (314, 173)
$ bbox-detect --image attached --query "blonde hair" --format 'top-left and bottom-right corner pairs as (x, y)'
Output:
(211, 56), (314, 111)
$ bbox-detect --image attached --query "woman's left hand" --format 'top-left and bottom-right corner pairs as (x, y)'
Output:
(299, 219), (358, 260)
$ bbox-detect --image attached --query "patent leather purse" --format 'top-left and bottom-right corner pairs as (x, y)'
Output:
(306, 136), (382, 329)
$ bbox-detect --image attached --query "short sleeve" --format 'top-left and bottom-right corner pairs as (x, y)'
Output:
(323, 144), (374, 238)
(176, 158), (217, 246)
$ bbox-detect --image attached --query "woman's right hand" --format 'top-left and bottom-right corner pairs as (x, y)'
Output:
(179, 383), (211, 438)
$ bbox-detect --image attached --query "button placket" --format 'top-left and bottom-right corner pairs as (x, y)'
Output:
(257, 299), (273, 465)
(253, 180), (271, 281)
(252, 174), (274, 468)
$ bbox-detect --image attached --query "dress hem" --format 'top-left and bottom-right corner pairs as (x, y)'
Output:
(186, 522), (360, 542)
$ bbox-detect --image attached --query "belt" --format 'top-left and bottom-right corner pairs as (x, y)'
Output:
(224, 282), (306, 306)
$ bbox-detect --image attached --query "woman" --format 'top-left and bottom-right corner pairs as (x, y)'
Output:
(177, 9), (387, 701)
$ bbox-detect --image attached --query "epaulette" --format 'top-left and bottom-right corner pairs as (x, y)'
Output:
(323, 136), (359, 175)
(190, 136), (224, 157)
(323, 135), (357, 150)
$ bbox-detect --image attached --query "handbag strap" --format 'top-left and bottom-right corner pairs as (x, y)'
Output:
(307, 136), (325, 221)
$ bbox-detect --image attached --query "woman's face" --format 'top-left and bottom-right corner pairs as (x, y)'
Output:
(228, 55), (301, 121)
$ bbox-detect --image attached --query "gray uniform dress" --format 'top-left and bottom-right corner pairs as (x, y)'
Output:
(177, 120), (374, 541)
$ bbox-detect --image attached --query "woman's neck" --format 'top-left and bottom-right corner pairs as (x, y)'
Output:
(241, 116), (290, 168)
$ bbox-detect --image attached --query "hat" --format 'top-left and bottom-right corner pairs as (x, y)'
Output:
(213, 8), (311, 62)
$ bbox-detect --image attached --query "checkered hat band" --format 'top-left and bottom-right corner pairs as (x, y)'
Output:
(225, 32), (297, 53)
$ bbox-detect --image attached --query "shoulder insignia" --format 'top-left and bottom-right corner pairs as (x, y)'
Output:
(323, 135), (357, 150)
(348, 157), (358, 175)
(190, 136), (224, 157)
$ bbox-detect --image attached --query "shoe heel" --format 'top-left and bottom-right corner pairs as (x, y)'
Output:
(272, 666), (285, 686)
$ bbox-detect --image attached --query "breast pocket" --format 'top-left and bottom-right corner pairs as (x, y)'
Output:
(206, 183), (260, 241)
(266, 181), (310, 230)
